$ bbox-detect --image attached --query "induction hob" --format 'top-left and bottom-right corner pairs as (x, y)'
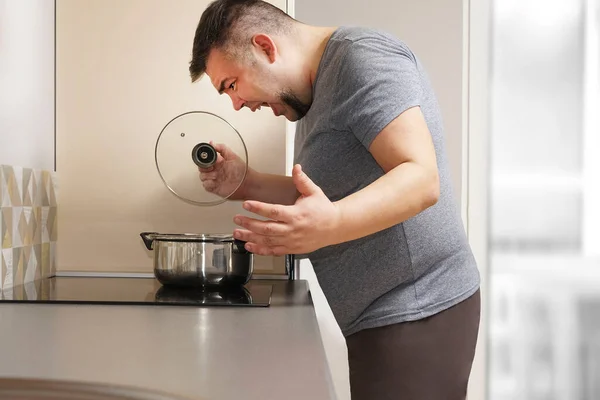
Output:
(0, 276), (272, 307)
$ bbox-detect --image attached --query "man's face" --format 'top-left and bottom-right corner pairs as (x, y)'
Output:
(205, 48), (309, 121)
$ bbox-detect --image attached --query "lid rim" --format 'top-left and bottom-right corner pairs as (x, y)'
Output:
(149, 233), (235, 243)
(154, 110), (248, 207)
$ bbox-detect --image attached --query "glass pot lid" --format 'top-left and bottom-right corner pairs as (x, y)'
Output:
(154, 111), (248, 206)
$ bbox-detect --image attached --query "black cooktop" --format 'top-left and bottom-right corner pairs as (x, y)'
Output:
(0, 276), (272, 307)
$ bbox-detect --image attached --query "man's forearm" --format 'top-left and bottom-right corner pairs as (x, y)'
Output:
(242, 170), (299, 205)
(330, 162), (439, 245)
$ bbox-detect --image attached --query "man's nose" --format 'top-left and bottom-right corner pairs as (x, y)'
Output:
(229, 94), (245, 111)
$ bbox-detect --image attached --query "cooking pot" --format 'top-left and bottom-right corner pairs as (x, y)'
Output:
(140, 232), (253, 287)
(146, 112), (256, 288)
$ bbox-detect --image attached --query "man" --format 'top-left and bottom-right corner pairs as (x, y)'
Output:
(189, 0), (481, 398)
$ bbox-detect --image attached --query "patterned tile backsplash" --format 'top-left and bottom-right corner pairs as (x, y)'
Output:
(0, 165), (57, 290)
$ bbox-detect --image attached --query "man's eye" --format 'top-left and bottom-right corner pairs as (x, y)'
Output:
(229, 82), (236, 90)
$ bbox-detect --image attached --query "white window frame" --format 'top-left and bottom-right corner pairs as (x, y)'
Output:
(465, 0), (600, 398)
(464, 0), (492, 398)
(583, 0), (600, 257)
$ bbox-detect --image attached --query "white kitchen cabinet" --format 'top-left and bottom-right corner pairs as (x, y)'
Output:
(0, 0), (55, 170)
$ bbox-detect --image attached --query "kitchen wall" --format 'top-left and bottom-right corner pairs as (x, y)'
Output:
(0, 166), (58, 293)
(292, 1), (467, 399)
(56, 0), (288, 274)
(0, 0), (57, 293)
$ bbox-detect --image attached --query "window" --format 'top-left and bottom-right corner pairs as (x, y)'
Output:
(487, 0), (600, 399)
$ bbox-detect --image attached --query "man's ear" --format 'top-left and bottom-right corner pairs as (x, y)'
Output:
(251, 34), (278, 63)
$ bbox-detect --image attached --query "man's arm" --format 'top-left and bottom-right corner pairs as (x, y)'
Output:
(230, 105), (440, 256)
(329, 105), (439, 245)
(199, 141), (298, 205)
(240, 170), (299, 206)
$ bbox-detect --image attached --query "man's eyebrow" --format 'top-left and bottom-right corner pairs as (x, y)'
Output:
(218, 79), (227, 94)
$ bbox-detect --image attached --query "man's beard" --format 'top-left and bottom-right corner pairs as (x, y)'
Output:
(280, 90), (310, 121)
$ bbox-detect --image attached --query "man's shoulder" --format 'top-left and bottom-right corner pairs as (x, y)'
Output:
(331, 26), (408, 49)
(326, 26), (415, 69)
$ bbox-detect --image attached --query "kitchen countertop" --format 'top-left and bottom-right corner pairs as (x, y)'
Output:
(0, 277), (337, 400)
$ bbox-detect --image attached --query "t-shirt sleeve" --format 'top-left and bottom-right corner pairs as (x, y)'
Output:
(333, 38), (424, 149)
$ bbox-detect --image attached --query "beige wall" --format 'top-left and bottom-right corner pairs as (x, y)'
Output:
(56, 0), (288, 273)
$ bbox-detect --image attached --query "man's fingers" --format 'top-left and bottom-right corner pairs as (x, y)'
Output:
(242, 201), (293, 222)
(244, 243), (288, 256)
(203, 180), (217, 192)
(233, 229), (285, 247)
(199, 171), (218, 182)
(233, 215), (290, 236)
(212, 142), (234, 160)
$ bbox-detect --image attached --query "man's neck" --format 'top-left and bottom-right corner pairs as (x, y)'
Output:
(304, 25), (338, 87)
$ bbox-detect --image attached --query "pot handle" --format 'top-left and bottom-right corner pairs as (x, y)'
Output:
(140, 232), (158, 251)
(233, 239), (250, 253)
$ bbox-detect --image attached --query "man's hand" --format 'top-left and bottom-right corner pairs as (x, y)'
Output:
(232, 164), (340, 256)
(199, 142), (249, 200)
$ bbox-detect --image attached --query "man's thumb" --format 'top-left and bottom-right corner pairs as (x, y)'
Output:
(293, 164), (319, 196)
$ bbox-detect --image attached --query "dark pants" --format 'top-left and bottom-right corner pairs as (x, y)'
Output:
(346, 289), (481, 400)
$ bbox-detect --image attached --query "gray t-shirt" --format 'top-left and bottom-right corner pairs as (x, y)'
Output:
(294, 26), (480, 337)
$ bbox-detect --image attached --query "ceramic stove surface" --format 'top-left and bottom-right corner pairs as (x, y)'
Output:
(0, 276), (272, 307)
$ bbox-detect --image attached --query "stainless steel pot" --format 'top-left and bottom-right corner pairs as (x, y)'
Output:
(140, 232), (253, 287)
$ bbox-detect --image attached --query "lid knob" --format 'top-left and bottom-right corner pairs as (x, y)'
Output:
(192, 142), (217, 168)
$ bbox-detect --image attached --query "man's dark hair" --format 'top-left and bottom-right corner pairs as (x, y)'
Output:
(189, 0), (294, 82)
